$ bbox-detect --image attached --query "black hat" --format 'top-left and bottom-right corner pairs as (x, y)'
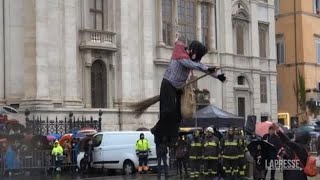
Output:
(188, 41), (208, 62)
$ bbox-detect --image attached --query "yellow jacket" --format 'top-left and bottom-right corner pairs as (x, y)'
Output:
(136, 139), (150, 152)
(52, 142), (63, 160)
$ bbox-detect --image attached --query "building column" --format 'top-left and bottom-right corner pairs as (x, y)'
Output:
(209, 2), (216, 49)
(171, 0), (177, 45)
(250, 2), (259, 57)
(252, 71), (261, 122)
(220, 0), (232, 53)
(0, 0), (5, 104)
(143, 0), (155, 99)
(119, 0), (141, 103)
(156, 0), (165, 46)
(222, 69), (235, 113)
(196, 1), (201, 41)
(64, 0), (81, 106)
(35, 0), (50, 100)
(268, 3), (276, 59)
(83, 50), (92, 108)
(270, 74), (278, 121)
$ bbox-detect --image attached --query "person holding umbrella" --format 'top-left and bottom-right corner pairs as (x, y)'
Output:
(248, 140), (274, 180)
(271, 123), (311, 180)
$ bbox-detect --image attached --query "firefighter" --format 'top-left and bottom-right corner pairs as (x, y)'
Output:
(235, 128), (248, 179)
(135, 133), (150, 174)
(202, 127), (220, 178)
(189, 129), (202, 178)
(221, 127), (240, 179)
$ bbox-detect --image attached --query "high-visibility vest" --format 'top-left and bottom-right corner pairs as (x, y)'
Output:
(136, 139), (150, 152)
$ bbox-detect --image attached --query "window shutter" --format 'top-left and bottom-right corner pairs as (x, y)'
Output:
(280, 42), (285, 63)
(317, 40), (320, 63)
(237, 26), (244, 55)
(275, 0), (280, 15)
(276, 43), (280, 64)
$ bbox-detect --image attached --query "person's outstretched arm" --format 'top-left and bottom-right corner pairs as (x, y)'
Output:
(178, 59), (218, 77)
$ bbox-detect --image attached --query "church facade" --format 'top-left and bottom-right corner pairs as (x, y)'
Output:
(0, 0), (277, 130)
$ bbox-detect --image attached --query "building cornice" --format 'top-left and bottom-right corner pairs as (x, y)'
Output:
(219, 53), (277, 62)
(251, 0), (274, 9)
(277, 61), (320, 67)
(276, 11), (320, 19)
(221, 66), (277, 74)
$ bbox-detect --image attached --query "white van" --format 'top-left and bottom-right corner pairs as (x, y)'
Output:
(77, 131), (159, 174)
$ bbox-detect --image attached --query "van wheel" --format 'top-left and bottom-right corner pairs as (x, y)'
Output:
(123, 160), (135, 175)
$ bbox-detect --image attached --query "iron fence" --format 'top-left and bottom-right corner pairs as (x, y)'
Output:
(0, 149), (78, 176)
(25, 110), (102, 135)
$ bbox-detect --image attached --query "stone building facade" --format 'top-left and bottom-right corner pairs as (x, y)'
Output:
(0, 0), (277, 130)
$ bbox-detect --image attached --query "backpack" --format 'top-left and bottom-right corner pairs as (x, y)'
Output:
(303, 155), (318, 177)
(295, 148), (318, 177)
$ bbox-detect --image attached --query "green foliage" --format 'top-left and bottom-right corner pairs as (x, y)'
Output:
(293, 72), (306, 112)
(294, 72), (320, 117)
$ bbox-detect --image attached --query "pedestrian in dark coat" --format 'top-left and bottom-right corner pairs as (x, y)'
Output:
(251, 144), (267, 180)
(262, 126), (282, 180)
(175, 135), (188, 177)
(272, 123), (309, 180)
(156, 136), (169, 178)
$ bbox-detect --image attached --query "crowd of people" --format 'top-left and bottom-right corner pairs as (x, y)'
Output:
(0, 130), (95, 175)
(167, 127), (248, 180)
(149, 124), (319, 180)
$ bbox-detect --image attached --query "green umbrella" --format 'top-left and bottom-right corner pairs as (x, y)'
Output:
(295, 125), (314, 133)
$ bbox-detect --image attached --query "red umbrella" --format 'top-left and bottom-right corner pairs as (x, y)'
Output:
(59, 134), (73, 144)
(255, 121), (283, 137)
(5, 119), (19, 125)
(78, 127), (97, 136)
(0, 138), (7, 143)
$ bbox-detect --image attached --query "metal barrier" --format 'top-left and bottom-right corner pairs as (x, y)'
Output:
(310, 135), (318, 153)
(0, 149), (78, 176)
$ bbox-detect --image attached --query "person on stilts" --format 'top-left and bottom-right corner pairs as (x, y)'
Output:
(151, 34), (227, 146)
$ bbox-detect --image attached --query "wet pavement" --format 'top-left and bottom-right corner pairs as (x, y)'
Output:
(1, 170), (320, 180)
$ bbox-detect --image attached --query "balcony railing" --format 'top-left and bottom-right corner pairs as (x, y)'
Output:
(79, 29), (117, 51)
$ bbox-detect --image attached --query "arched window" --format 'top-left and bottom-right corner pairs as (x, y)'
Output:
(232, 2), (249, 55)
(91, 60), (107, 108)
(237, 76), (245, 85)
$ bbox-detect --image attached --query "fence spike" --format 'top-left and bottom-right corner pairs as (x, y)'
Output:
(46, 116), (49, 135)
(56, 117), (58, 134)
(65, 116), (68, 134)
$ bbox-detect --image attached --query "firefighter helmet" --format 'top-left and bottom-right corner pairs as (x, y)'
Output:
(206, 127), (214, 133)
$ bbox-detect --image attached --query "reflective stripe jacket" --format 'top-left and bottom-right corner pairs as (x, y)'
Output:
(202, 135), (220, 159)
(189, 138), (202, 159)
(238, 135), (248, 157)
(220, 135), (240, 158)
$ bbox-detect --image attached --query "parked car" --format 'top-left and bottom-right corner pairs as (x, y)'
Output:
(77, 131), (159, 174)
